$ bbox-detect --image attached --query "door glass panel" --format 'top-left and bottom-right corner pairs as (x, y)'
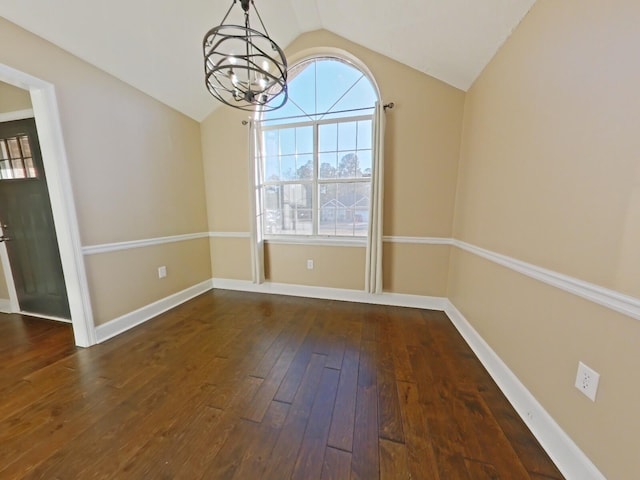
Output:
(20, 136), (31, 156)
(25, 158), (37, 178)
(0, 136), (38, 180)
(7, 138), (21, 157)
(11, 159), (26, 178)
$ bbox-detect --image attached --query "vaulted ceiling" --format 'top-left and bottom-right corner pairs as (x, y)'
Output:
(0, 0), (536, 121)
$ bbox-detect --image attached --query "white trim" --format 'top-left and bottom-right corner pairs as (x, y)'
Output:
(383, 235), (453, 245)
(210, 233), (640, 323)
(1, 63), (96, 347)
(209, 231), (251, 238)
(211, 278), (447, 310)
(0, 298), (10, 313)
(19, 311), (72, 323)
(265, 236), (366, 248)
(95, 279), (213, 343)
(83, 232), (209, 255)
(208, 231), (367, 247)
(0, 231), (19, 312)
(444, 301), (606, 480)
(453, 239), (640, 322)
(0, 108), (34, 122)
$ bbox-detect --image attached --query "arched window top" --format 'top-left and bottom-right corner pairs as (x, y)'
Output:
(262, 56), (378, 124)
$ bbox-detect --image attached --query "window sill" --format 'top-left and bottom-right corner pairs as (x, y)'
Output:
(264, 236), (367, 248)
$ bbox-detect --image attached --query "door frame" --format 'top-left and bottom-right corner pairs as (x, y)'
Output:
(0, 63), (96, 347)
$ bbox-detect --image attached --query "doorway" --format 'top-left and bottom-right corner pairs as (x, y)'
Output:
(0, 65), (95, 346)
(0, 118), (71, 319)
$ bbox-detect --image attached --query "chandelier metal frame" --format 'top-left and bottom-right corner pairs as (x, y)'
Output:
(203, 0), (288, 111)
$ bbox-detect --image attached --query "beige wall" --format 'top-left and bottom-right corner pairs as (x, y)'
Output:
(266, 243), (365, 290)
(202, 29), (464, 294)
(0, 81), (31, 113)
(449, 1), (640, 477)
(384, 243), (450, 297)
(85, 238), (210, 322)
(1, 19), (211, 325)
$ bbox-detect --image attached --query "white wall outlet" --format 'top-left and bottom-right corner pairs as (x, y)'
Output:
(158, 266), (167, 279)
(575, 361), (600, 401)
(306, 259), (314, 270)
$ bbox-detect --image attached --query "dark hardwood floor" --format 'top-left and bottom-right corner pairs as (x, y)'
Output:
(0, 290), (564, 479)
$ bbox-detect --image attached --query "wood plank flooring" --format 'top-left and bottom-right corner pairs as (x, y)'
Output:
(0, 290), (565, 479)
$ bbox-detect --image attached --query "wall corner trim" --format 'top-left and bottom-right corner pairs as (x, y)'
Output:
(94, 279), (213, 343)
(444, 300), (606, 480)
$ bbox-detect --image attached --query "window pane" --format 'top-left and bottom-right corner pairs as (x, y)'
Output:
(357, 150), (372, 178)
(319, 182), (370, 236)
(357, 120), (372, 149)
(0, 141), (8, 160)
(329, 76), (378, 114)
(263, 183), (313, 235)
(19, 136), (31, 157)
(296, 126), (313, 154)
(280, 155), (297, 180)
(8, 138), (21, 158)
(338, 122), (357, 151)
(264, 156), (280, 181)
(319, 183), (338, 235)
(296, 154), (313, 180)
(263, 130), (279, 157)
(337, 152), (357, 178)
(319, 152), (337, 179)
(0, 160), (12, 179)
(354, 208), (369, 236)
(319, 123), (337, 152)
(285, 61), (317, 116)
(316, 60), (365, 113)
(11, 158), (26, 178)
(25, 158), (37, 178)
(279, 128), (296, 155)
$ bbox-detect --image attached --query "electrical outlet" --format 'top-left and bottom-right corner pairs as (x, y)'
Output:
(575, 361), (600, 401)
(158, 266), (167, 279)
(306, 259), (314, 270)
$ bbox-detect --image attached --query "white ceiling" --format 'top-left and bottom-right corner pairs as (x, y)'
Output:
(0, 0), (536, 121)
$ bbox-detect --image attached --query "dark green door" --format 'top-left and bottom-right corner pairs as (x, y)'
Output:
(0, 118), (70, 319)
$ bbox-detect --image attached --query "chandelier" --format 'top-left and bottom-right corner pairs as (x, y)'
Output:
(203, 0), (288, 111)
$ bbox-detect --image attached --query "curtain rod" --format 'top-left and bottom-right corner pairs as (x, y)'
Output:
(241, 102), (395, 125)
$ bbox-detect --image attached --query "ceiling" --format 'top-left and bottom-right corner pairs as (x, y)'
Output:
(0, 0), (536, 121)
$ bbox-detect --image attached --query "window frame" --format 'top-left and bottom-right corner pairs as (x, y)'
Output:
(259, 112), (374, 243)
(256, 55), (378, 245)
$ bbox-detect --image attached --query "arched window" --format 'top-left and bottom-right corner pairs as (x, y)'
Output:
(256, 57), (379, 238)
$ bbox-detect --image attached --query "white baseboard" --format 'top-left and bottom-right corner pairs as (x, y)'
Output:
(94, 279), (213, 343)
(19, 311), (72, 323)
(211, 278), (448, 311)
(444, 301), (605, 480)
(0, 298), (11, 313)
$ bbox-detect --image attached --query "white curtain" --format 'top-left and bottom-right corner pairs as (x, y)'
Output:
(248, 120), (265, 284)
(365, 102), (385, 294)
